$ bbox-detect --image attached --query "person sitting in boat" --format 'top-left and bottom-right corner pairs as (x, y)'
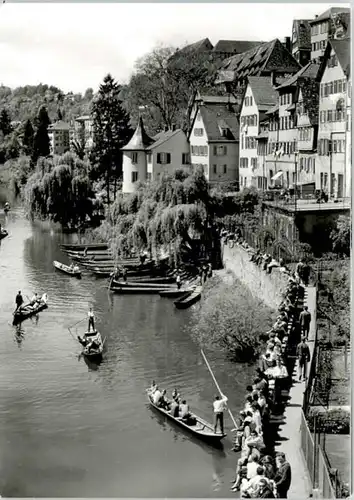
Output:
(30, 293), (39, 307)
(168, 397), (180, 417)
(172, 388), (180, 401)
(41, 293), (48, 304)
(147, 380), (157, 395)
(158, 389), (169, 409)
(87, 338), (101, 353)
(73, 265), (79, 273)
(78, 335), (89, 347)
(88, 307), (95, 333)
(152, 387), (162, 406)
(15, 291), (24, 312)
(179, 400), (191, 422)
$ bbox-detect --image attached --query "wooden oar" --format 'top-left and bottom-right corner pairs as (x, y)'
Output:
(201, 349), (239, 431)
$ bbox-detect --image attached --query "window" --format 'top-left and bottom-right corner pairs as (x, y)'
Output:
(338, 80), (343, 93)
(131, 171), (138, 183)
(223, 164), (227, 174)
(132, 152), (138, 163)
(157, 152), (171, 164)
(213, 164), (217, 174)
(213, 145), (227, 156)
(147, 153), (152, 163)
(182, 153), (190, 164)
(194, 128), (204, 136)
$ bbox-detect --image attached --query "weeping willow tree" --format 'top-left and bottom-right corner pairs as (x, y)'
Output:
(93, 166), (213, 265)
(24, 152), (103, 228)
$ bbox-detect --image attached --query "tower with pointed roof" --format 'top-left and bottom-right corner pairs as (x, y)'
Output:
(122, 117), (154, 193)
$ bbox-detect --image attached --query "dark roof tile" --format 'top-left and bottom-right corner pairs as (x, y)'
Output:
(213, 40), (263, 54)
(198, 104), (239, 142)
(247, 76), (278, 109)
(121, 117), (154, 151)
(276, 61), (321, 89)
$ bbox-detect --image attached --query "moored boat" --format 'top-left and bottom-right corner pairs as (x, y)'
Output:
(174, 286), (202, 309)
(159, 288), (195, 298)
(60, 243), (108, 251)
(110, 285), (171, 295)
(13, 298), (48, 325)
(53, 260), (81, 278)
(111, 280), (176, 289)
(147, 394), (226, 443)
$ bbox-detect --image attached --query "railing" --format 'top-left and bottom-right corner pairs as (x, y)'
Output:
(318, 445), (337, 499)
(263, 194), (351, 211)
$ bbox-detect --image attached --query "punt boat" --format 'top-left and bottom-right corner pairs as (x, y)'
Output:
(147, 394), (226, 443)
(53, 260), (81, 278)
(159, 287), (195, 298)
(78, 331), (105, 361)
(174, 286), (202, 309)
(60, 243), (108, 251)
(13, 299), (48, 325)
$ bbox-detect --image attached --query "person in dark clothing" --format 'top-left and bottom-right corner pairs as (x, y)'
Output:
(258, 478), (275, 498)
(301, 262), (311, 286)
(274, 453), (291, 498)
(299, 306), (311, 339)
(15, 291), (24, 311)
(296, 336), (311, 381)
(122, 267), (127, 282)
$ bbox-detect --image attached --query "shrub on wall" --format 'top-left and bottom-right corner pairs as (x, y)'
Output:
(307, 407), (350, 434)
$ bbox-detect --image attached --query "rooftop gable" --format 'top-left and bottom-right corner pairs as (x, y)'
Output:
(146, 129), (183, 150)
(309, 7), (350, 25)
(317, 38), (351, 81)
(213, 40), (263, 54)
(196, 104), (239, 142)
(48, 120), (70, 131)
(247, 76), (278, 109)
(276, 61), (321, 90)
(121, 117), (154, 151)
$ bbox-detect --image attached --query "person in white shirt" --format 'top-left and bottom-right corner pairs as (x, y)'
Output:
(88, 307), (95, 332)
(30, 293), (39, 307)
(213, 393), (228, 434)
(246, 455), (260, 480)
(152, 387), (162, 405)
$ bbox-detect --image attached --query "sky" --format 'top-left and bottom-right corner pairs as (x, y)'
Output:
(0, 2), (347, 94)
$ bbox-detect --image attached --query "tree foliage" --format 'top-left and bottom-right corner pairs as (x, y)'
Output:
(190, 273), (276, 362)
(330, 215), (350, 257)
(0, 108), (13, 136)
(24, 152), (102, 228)
(124, 44), (222, 134)
(32, 105), (50, 164)
(22, 119), (35, 157)
(90, 74), (133, 205)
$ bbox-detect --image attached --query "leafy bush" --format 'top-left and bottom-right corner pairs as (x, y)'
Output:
(307, 408), (350, 434)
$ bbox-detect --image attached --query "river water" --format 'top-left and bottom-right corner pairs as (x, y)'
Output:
(0, 189), (256, 498)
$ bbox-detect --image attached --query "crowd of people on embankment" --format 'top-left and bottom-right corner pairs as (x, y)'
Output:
(216, 234), (313, 498)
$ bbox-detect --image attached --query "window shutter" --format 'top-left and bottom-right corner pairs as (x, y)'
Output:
(157, 153), (161, 164)
(213, 146), (217, 155)
(167, 153), (171, 164)
(224, 146), (227, 155)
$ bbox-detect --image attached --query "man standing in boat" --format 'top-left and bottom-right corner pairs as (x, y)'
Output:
(213, 393), (228, 435)
(88, 306), (95, 332)
(15, 291), (24, 312)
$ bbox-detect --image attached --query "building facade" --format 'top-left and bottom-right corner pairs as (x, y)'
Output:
(239, 76), (277, 189)
(189, 99), (239, 185)
(317, 38), (350, 198)
(291, 20), (311, 67)
(71, 115), (94, 152)
(310, 7), (350, 62)
(48, 121), (70, 155)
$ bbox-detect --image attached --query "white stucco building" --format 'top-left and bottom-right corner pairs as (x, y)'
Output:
(317, 38), (350, 198)
(122, 118), (190, 193)
(239, 77), (278, 189)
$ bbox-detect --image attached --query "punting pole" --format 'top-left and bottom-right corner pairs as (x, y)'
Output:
(201, 349), (238, 431)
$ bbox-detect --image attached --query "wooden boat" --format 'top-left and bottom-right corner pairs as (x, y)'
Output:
(111, 276), (175, 285)
(60, 243), (108, 251)
(53, 260), (81, 278)
(111, 286), (171, 295)
(79, 331), (104, 360)
(148, 394), (226, 443)
(174, 286), (203, 309)
(111, 281), (176, 289)
(0, 229), (8, 240)
(159, 288), (195, 298)
(13, 300), (48, 325)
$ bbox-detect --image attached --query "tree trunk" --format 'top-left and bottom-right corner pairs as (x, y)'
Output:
(106, 168), (110, 206)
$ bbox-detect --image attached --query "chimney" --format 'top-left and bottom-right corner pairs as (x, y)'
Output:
(283, 36), (291, 53)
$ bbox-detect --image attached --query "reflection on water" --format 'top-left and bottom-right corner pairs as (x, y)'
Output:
(0, 190), (253, 497)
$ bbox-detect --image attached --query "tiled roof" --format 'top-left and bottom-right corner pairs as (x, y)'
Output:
(276, 61), (321, 89)
(217, 39), (300, 83)
(292, 20), (311, 50)
(265, 104), (279, 115)
(146, 129), (181, 150)
(247, 76), (278, 109)
(121, 117), (154, 151)
(309, 7), (350, 25)
(48, 120), (70, 131)
(198, 104), (239, 142)
(176, 38), (213, 54)
(213, 40), (263, 55)
(330, 38), (351, 77)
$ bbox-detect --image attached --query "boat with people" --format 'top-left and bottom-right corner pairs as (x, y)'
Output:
(0, 228), (8, 240)
(147, 393), (226, 443)
(53, 260), (81, 278)
(174, 286), (203, 309)
(77, 330), (104, 360)
(12, 294), (48, 325)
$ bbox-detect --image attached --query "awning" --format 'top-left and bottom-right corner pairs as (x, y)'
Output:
(271, 171), (284, 181)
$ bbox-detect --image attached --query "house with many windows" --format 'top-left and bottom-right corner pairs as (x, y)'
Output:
(291, 20), (312, 67)
(316, 38), (350, 198)
(189, 98), (239, 186)
(122, 118), (190, 193)
(239, 76), (278, 189)
(310, 7), (350, 62)
(48, 121), (70, 155)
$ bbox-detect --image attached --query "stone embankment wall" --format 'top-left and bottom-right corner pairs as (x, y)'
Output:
(222, 243), (289, 309)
